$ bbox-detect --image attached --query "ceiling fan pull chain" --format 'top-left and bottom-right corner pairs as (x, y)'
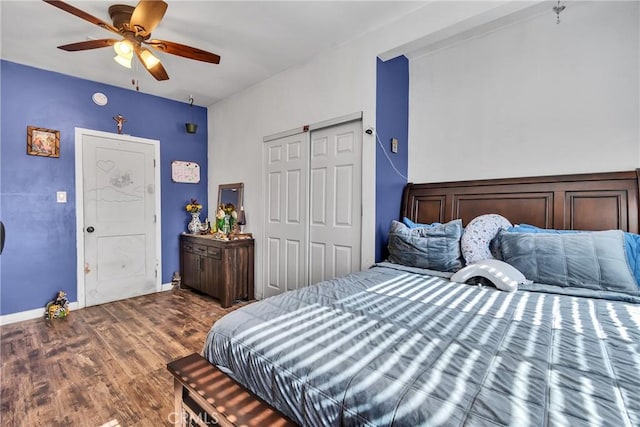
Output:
(131, 61), (140, 91)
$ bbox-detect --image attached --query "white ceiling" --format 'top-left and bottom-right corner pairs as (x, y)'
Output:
(1, 1), (427, 106)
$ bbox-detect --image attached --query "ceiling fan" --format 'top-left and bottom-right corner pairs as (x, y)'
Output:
(43, 0), (221, 81)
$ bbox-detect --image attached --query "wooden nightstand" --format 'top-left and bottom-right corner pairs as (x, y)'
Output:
(179, 234), (254, 308)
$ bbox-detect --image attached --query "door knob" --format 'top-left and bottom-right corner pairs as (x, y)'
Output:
(86, 226), (95, 233)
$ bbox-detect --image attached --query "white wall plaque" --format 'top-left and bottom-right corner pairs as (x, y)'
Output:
(171, 160), (200, 183)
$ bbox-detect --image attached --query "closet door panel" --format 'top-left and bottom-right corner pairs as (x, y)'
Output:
(264, 134), (309, 298)
(309, 121), (362, 285)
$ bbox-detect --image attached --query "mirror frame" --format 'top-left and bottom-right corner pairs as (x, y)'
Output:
(218, 182), (244, 210)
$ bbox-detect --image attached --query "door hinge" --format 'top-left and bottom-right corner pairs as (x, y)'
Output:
(153, 159), (156, 167)
(155, 269), (158, 278)
(154, 214), (157, 223)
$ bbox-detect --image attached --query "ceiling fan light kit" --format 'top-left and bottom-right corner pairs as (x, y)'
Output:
(113, 40), (134, 68)
(43, 0), (221, 82)
(113, 54), (132, 68)
(113, 40), (133, 57)
(139, 49), (160, 69)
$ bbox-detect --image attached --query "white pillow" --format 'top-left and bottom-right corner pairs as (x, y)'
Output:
(461, 214), (512, 264)
(450, 259), (530, 292)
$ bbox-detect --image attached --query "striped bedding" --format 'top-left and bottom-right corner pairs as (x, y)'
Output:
(203, 264), (640, 426)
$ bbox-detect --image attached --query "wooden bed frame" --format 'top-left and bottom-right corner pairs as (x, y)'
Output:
(401, 169), (640, 232)
(169, 169), (640, 426)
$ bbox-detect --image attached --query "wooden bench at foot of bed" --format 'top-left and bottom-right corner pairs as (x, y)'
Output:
(167, 353), (296, 427)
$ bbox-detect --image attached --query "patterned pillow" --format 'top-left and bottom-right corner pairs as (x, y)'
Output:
(461, 214), (512, 264)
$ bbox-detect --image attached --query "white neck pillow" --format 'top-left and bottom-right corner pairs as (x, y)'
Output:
(450, 259), (530, 292)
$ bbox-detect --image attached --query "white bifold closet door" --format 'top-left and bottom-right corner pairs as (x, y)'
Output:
(264, 132), (309, 298)
(264, 118), (362, 297)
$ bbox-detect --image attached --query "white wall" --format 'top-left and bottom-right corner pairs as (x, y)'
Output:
(409, 1), (640, 183)
(207, 1), (545, 298)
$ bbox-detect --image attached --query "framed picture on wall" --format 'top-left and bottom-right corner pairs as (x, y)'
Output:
(27, 126), (60, 158)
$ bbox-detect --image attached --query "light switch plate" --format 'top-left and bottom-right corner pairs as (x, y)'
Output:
(56, 191), (67, 203)
(391, 138), (398, 153)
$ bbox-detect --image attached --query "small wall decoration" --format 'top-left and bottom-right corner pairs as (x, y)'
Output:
(171, 160), (200, 183)
(113, 114), (127, 134)
(27, 126), (60, 158)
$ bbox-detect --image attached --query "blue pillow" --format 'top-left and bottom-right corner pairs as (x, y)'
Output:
(388, 220), (463, 272)
(498, 230), (639, 297)
(623, 232), (640, 287)
(402, 217), (442, 229)
(508, 224), (640, 287)
(507, 224), (580, 234)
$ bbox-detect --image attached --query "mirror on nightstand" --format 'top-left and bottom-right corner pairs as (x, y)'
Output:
(218, 182), (243, 211)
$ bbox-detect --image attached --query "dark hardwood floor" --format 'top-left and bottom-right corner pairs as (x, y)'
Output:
(0, 288), (248, 426)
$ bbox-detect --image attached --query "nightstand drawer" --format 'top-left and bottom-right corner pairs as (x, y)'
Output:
(207, 246), (222, 259)
(183, 242), (207, 254)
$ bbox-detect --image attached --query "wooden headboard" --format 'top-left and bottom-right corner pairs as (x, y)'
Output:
(401, 170), (640, 233)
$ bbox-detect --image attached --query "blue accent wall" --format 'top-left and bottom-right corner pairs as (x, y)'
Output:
(375, 56), (409, 262)
(0, 60), (208, 315)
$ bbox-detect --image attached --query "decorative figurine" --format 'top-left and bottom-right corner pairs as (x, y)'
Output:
(113, 114), (127, 134)
(45, 290), (70, 319)
(171, 272), (182, 289)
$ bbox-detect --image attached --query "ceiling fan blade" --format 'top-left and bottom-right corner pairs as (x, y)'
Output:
(58, 39), (118, 52)
(42, 0), (119, 34)
(135, 47), (169, 81)
(130, 0), (168, 36)
(146, 39), (221, 64)
(145, 61), (170, 81)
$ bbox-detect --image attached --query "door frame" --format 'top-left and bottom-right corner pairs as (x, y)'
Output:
(74, 127), (162, 309)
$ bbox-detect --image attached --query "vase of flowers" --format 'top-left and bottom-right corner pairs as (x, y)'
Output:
(185, 198), (203, 234)
(216, 203), (237, 235)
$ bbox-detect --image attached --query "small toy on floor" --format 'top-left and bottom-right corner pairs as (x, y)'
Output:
(45, 290), (70, 319)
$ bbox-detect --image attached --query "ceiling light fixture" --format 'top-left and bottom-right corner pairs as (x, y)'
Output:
(113, 40), (133, 69)
(113, 40), (133, 57)
(114, 54), (132, 68)
(139, 50), (161, 69)
(44, 0), (220, 82)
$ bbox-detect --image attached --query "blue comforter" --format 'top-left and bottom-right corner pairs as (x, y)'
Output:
(203, 264), (640, 426)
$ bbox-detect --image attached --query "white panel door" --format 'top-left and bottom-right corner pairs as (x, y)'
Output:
(82, 133), (158, 306)
(263, 133), (309, 298)
(309, 120), (362, 285)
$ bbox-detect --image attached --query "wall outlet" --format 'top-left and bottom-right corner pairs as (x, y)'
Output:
(391, 138), (398, 153)
(56, 191), (67, 203)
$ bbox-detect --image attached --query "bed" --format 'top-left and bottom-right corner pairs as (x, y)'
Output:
(203, 170), (640, 426)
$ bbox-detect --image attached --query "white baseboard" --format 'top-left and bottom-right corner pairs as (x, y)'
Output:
(0, 301), (80, 326)
(1, 285), (175, 326)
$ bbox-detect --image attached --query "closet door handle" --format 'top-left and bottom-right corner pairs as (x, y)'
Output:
(0, 221), (5, 255)
(86, 226), (95, 233)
